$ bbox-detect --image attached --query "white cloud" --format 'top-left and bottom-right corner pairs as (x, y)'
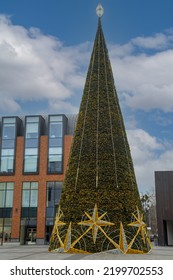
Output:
(1, 14), (173, 114)
(48, 99), (79, 114)
(0, 15), (90, 114)
(127, 129), (173, 193)
(131, 32), (173, 50)
(109, 30), (173, 112)
(0, 98), (20, 112)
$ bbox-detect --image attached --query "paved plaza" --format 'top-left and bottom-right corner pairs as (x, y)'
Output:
(0, 245), (173, 260)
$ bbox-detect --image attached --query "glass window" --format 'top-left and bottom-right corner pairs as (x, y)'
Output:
(24, 117), (40, 174)
(26, 123), (39, 139)
(1, 225), (12, 243)
(22, 190), (30, 207)
(47, 186), (54, 207)
(2, 124), (15, 139)
(54, 187), (62, 206)
(3, 118), (16, 124)
(46, 182), (62, 207)
(50, 123), (62, 138)
(25, 148), (38, 156)
(25, 138), (39, 148)
(48, 115), (63, 173)
(48, 156), (62, 173)
(24, 156), (38, 173)
(23, 182), (30, 190)
(0, 183), (5, 190)
(30, 189), (38, 207)
(46, 182), (62, 219)
(46, 208), (55, 218)
(31, 182), (38, 189)
(1, 140), (15, 149)
(0, 157), (14, 173)
(49, 138), (63, 147)
(49, 147), (62, 155)
(49, 154), (62, 162)
(26, 116), (39, 123)
(5, 191), (14, 207)
(50, 116), (63, 122)
(0, 190), (5, 207)
(22, 182), (38, 207)
(0, 119), (16, 174)
(0, 183), (14, 208)
(4, 218), (12, 225)
(6, 183), (14, 190)
(1, 149), (14, 156)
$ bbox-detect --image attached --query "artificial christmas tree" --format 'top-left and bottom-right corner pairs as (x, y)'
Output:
(49, 4), (151, 254)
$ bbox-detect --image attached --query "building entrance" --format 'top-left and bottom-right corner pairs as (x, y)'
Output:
(26, 227), (36, 244)
(0, 220), (12, 245)
(20, 218), (37, 245)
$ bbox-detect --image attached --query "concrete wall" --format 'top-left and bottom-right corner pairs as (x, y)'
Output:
(167, 221), (173, 246)
(155, 171), (173, 246)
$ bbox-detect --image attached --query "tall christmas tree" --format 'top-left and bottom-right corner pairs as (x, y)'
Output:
(49, 4), (151, 254)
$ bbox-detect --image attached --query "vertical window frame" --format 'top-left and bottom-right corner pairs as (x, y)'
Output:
(47, 115), (64, 174)
(22, 182), (38, 208)
(23, 116), (41, 174)
(46, 181), (62, 218)
(0, 117), (18, 175)
(0, 182), (14, 209)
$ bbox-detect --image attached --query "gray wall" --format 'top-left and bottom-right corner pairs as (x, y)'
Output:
(155, 171), (173, 246)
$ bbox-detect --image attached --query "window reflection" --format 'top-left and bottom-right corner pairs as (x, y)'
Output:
(0, 182), (14, 209)
(24, 117), (40, 173)
(3, 124), (15, 139)
(22, 182), (38, 218)
(0, 118), (16, 174)
(50, 123), (62, 138)
(26, 123), (39, 139)
(48, 115), (63, 173)
(46, 182), (62, 216)
(0, 218), (12, 244)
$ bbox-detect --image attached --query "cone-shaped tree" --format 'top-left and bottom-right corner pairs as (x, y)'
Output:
(49, 10), (151, 254)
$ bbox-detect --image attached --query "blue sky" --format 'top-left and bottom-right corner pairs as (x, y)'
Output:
(1, 0), (173, 193)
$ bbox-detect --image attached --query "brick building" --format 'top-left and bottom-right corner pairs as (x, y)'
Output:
(0, 114), (76, 245)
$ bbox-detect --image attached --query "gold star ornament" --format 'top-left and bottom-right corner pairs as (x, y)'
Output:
(128, 207), (147, 244)
(78, 204), (114, 243)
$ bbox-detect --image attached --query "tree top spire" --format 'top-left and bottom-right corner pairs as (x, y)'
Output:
(96, 3), (104, 17)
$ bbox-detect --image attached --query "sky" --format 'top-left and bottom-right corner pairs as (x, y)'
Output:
(1, 0), (173, 194)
